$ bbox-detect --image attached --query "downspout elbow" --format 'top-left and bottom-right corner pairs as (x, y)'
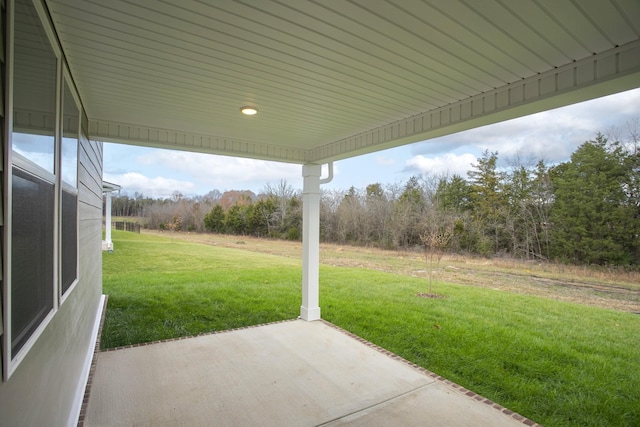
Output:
(319, 162), (334, 185)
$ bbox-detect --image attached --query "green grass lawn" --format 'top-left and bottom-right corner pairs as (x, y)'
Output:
(103, 230), (640, 427)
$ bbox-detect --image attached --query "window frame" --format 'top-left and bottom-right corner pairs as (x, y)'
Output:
(59, 71), (80, 303)
(9, 160), (56, 358)
(2, 0), (78, 380)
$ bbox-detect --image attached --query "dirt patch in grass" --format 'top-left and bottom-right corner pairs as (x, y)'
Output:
(144, 230), (640, 313)
(416, 293), (447, 299)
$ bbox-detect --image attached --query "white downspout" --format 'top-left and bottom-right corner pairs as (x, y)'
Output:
(319, 162), (334, 185)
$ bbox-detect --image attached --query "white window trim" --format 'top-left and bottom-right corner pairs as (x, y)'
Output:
(2, 0), (71, 381)
(2, 0), (14, 384)
(59, 70), (81, 304)
(58, 190), (79, 304)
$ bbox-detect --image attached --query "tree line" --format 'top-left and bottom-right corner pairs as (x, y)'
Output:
(110, 131), (640, 266)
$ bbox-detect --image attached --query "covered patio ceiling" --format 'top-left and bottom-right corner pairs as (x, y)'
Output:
(46, 0), (640, 164)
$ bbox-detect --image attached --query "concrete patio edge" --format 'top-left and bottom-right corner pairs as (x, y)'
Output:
(79, 309), (542, 427)
(319, 320), (541, 427)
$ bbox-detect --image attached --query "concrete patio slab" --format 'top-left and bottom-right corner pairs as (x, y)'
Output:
(84, 320), (538, 426)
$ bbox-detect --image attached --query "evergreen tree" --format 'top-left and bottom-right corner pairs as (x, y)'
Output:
(467, 150), (508, 254)
(281, 195), (302, 240)
(550, 135), (636, 265)
(203, 205), (225, 233)
(434, 175), (475, 253)
(530, 160), (553, 260)
(434, 174), (472, 213)
(336, 186), (364, 243)
(365, 183), (392, 246)
(224, 204), (249, 235)
(365, 183), (384, 201)
(398, 176), (425, 207)
(624, 149), (640, 263)
(394, 176), (426, 247)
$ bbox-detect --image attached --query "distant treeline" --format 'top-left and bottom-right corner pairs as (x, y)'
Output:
(110, 132), (640, 266)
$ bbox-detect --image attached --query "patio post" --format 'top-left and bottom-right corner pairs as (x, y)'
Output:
(301, 164), (322, 321)
(105, 190), (114, 251)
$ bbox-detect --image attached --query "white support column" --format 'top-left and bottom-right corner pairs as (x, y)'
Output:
(301, 164), (322, 321)
(104, 191), (113, 251)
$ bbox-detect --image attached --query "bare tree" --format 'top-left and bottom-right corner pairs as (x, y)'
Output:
(263, 179), (296, 229)
(419, 211), (454, 297)
(320, 189), (342, 242)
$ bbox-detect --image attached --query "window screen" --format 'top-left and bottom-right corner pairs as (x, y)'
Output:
(11, 168), (55, 357)
(61, 190), (77, 294)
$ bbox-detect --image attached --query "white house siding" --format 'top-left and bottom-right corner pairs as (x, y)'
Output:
(0, 137), (104, 427)
(0, 0), (5, 343)
(0, 1), (105, 426)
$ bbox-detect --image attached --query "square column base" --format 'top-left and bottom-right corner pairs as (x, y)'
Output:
(300, 306), (321, 321)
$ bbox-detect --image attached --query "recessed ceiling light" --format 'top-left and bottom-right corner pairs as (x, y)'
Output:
(240, 106), (258, 116)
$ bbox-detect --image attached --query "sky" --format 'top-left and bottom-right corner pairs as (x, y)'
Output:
(103, 88), (640, 199)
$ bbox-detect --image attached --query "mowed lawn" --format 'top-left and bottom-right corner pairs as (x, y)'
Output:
(102, 230), (640, 427)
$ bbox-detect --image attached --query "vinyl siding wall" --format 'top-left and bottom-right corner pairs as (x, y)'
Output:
(0, 0), (105, 425)
(0, 134), (104, 427)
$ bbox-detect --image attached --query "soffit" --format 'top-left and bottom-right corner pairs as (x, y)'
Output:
(44, 0), (640, 163)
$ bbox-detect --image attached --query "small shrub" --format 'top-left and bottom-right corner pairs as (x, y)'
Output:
(285, 226), (300, 241)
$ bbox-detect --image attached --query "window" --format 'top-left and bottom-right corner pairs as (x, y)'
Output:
(61, 79), (79, 296)
(10, 0), (58, 359)
(4, 0), (81, 373)
(10, 167), (55, 357)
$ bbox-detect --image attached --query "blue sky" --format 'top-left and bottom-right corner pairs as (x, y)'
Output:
(103, 88), (640, 198)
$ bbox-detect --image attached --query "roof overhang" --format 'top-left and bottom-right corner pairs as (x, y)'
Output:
(45, 0), (640, 164)
(102, 181), (121, 193)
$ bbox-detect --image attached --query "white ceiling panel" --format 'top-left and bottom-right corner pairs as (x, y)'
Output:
(42, 0), (640, 163)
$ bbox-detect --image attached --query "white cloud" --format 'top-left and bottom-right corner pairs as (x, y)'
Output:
(106, 147), (304, 196)
(567, 87), (640, 118)
(375, 155), (396, 166)
(140, 151), (299, 182)
(103, 172), (196, 199)
(405, 153), (477, 177)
